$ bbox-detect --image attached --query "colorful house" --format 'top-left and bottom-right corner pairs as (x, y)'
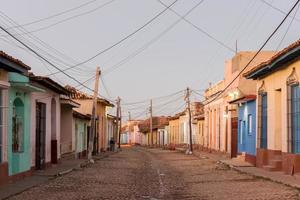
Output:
(66, 86), (114, 153)
(204, 51), (275, 157)
(0, 51), (34, 184)
(245, 39), (300, 174)
(29, 75), (70, 170)
(137, 116), (168, 146)
(6, 57), (44, 182)
(168, 114), (180, 148)
(229, 95), (257, 165)
(193, 114), (205, 149)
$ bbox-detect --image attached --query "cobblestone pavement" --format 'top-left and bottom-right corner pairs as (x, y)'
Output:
(8, 147), (300, 200)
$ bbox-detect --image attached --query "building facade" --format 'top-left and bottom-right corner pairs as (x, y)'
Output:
(245, 40), (300, 174)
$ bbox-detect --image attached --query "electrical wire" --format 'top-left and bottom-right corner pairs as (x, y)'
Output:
(276, 3), (300, 50)
(260, 0), (300, 23)
(5, 0), (97, 30)
(47, 0), (179, 76)
(0, 12), (93, 78)
(204, 0), (300, 106)
(103, 0), (205, 75)
(121, 89), (184, 106)
(157, 0), (235, 53)
(0, 24), (115, 103)
(1, 0), (117, 36)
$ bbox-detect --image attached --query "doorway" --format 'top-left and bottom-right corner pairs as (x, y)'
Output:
(36, 102), (46, 170)
(231, 117), (238, 158)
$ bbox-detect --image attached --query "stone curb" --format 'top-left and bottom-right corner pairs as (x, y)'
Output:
(218, 160), (300, 190)
(1, 151), (118, 200)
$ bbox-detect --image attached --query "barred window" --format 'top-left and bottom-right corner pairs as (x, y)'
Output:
(258, 93), (267, 149)
(12, 98), (24, 153)
(248, 114), (253, 135)
(289, 85), (300, 153)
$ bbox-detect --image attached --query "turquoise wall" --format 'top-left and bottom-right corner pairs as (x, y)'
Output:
(8, 72), (31, 176)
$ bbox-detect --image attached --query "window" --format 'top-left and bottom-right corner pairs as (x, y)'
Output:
(260, 93), (268, 149)
(12, 98), (24, 153)
(248, 114), (253, 135)
(240, 120), (245, 145)
(83, 123), (87, 149)
(291, 85), (300, 153)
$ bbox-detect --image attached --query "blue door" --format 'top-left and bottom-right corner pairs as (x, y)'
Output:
(261, 94), (268, 149)
(291, 85), (300, 153)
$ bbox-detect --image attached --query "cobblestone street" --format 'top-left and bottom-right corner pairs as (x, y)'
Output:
(8, 147), (300, 200)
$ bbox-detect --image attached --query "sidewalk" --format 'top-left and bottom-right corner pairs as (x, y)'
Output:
(176, 148), (300, 190)
(0, 151), (116, 200)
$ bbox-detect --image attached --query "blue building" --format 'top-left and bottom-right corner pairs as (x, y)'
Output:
(231, 95), (257, 166)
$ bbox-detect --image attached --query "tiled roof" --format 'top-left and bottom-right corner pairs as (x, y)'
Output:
(65, 85), (114, 107)
(0, 51), (31, 70)
(244, 39), (300, 77)
(30, 74), (69, 95)
(73, 110), (91, 120)
(138, 116), (169, 133)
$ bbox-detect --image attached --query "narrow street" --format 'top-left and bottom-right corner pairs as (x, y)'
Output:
(8, 147), (300, 200)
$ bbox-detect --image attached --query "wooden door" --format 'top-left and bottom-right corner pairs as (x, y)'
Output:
(36, 102), (46, 170)
(231, 117), (238, 158)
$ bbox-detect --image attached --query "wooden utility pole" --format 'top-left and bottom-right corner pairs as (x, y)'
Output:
(150, 99), (153, 146)
(118, 98), (122, 149)
(115, 97), (120, 147)
(128, 111), (131, 121)
(186, 87), (193, 153)
(88, 67), (100, 160)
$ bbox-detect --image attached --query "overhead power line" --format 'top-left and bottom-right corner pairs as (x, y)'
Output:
(260, 0), (300, 23)
(0, 24), (115, 103)
(103, 0), (205, 75)
(121, 89), (184, 106)
(205, 0), (300, 105)
(1, 0), (117, 37)
(276, 3), (300, 50)
(5, 0), (98, 30)
(47, 0), (179, 76)
(0, 11), (94, 77)
(157, 0), (236, 53)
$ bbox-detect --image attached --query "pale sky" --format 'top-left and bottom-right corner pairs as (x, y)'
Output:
(1, 0), (300, 120)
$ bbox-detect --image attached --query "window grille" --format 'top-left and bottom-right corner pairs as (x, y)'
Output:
(258, 93), (268, 149)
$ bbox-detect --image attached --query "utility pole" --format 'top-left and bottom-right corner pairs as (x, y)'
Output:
(88, 67), (100, 160)
(116, 97), (120, 148)
(118, 97), (122, 149)
(150, 99), (153, 147)
(185, 87), (193, 153)
(128, 111), (131, 121)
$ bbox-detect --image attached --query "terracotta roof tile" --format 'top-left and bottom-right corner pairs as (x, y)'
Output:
(244, 39), (300, 77)
(0, 51), (31, 70)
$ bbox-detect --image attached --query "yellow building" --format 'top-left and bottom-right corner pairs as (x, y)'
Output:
(245, 40), (300, 174)
(168, 114), (180, 146)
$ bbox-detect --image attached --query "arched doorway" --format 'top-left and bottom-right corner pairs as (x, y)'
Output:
(51, 98), (57, 164)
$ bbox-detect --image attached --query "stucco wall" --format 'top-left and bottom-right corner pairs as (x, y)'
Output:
(30, 91), (61, 167)
(8, 85), (31, 175)
(255, 59), (300, 152)
(0, 69), (9, 164)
